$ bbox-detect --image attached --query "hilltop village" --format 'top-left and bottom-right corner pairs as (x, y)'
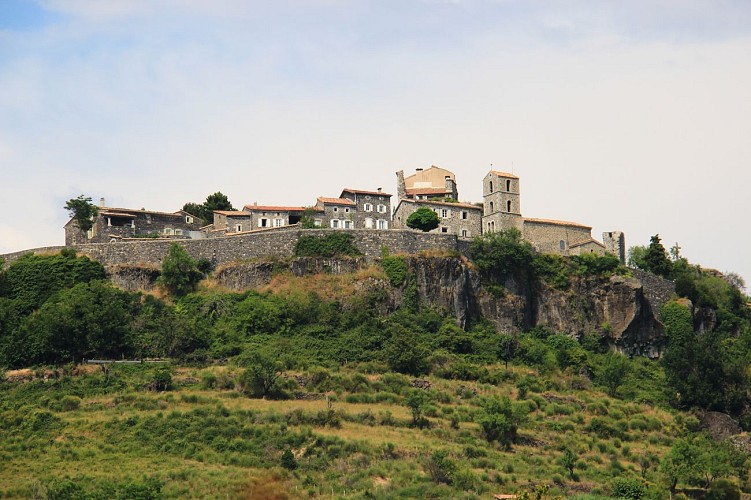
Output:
(64, 166), (625, 261)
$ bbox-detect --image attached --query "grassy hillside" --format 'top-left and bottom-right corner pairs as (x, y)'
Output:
(1, 361), (686, 499)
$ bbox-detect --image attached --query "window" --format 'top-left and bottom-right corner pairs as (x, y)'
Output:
(333, 207), (338, 212)
(441, 227), (448, 233)
(274, 218), (284, 228)
(343, 220), (352, 229)
(378, 220), (388, 229)
(507, 200), (512, 212)
(86, 228), (94, 239)
(490, 221), (495, 232)
(365, 218), (374, 229)
(489, 201), (494, 213)
(314, 219), (322, 227)
(441, 208), (449, 218)
(506, 179), (511, 191)
(331, 219), (339, 228)
(559, 240), (566, 251)
(345, 208), (350, 213)
(186, 216), (193, 224)
(260, 218), (269, 228)
(236, 224), (242, 232)
(489, 181), (493, 192)
(461, 211), (468, 220)
(364, 203), (373, 212)
(377, 204), (387, 213)
(175, 229), (183, 235)
(461, 229), (468, 237)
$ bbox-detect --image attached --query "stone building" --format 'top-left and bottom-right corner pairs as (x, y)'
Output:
(242, 204), (320, 230)
(481, 169), (622, 258)
(314, 197), (358, 229)
(392, 199), (482, 238)
(64, 199), (203, 245)
(339, 188), (392, 229)
(396, 165), (458, 201)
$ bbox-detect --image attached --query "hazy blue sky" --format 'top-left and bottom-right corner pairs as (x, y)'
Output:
(1, 0), (749, 285)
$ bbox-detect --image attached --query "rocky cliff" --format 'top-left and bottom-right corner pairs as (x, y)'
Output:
(108, 254), (674, 357)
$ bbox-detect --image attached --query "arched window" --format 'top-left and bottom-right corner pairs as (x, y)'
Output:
(491, 221), (495, 232)
(507, 200), (512, 212)
(506, 179), (511, 191)
(559, 240), (566, 251)
(489, 181), (493, 193)
(489, 201), (494, 213)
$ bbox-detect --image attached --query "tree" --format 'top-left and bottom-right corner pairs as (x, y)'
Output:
(561, 447), (577, 480)
(661, 438), (702, 499)
(627, 245), (648, 270)
(470, 228), (534, 283)
(159, 243), (202, 296)
(404, 389), (431, 428)
(599, 352), (630, 397)
(406, 207), (440, 232)
(497, 332), (518, 369)
(182, 192), (234, 225)
(238, 351), (284, 398)
(64, 195), (99, 233)
(644, 234), (673, 277)
(477, 395), (527, 449)
(382, 325), (429, 376)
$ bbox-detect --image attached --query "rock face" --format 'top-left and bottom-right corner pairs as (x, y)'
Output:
(106, 254), (674, 357)
(406, 256), (673, 357)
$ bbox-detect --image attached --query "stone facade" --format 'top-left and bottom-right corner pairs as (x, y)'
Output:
(315, 197), (358, 229)
(392, 199), (482, 238)
(64, 203), (203, 245)
(482, 170), (522, 234)
(569, 238), (607, 256)
(603, 231), (626, 263)
(241, 205), (316, 230)
(522, 218), (594, 255)
(339, 188), (392, 230)
(397, 165), (458, 200)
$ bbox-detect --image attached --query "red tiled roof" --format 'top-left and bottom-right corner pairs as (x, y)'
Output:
(405, 187), (452, 195)
(243, 205), (313, 212)
(100, 211), (137, 218)
(524, 217), (591, 229)
(570, 238), (605, 248)
(489, 170), (519, 179)
(213, 210), (248, 216)
(341, 188), (392, 197)
(316, 197), (356, 206)
(401, 199), (481, 210)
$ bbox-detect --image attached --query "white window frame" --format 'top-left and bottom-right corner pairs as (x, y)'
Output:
(365, 217), (374, 229)
(364, 203), (373, 212)
(378, 219), (388, 230)
(343, 220), (352, 229)
(274, 218), (284, 228)
(236, 224), (242, 232)
(331, 219), (339, 228)
(186, 216), (194, 224)
(377, 204), (387, 213)
(314, 219), (322, 227)
(441, 209), (448, 218)
(345, 208), (350, 213)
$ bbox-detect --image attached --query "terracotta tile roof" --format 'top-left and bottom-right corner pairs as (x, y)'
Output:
(340, 188), (392, 197)
(489, 170), (519, 179)
(100, 211), (137, 218)
(524, 217), (591, 229)
(402, 199), (482, 210)
(213, 210), (248, 216)
(405, 187), (452, 195)
(100, 207), (185, 218)
(570, 238), (605, 248)
(316, 197), (356, 206)
(242, 205), (314, 212)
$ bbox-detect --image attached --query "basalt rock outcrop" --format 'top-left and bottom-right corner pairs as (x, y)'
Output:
(404, 256), (673, 357)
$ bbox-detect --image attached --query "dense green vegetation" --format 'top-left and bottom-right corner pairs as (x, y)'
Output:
(182, 191), (234, 225)
(64, 195), (99, 232)
(0, 232), (749, 498)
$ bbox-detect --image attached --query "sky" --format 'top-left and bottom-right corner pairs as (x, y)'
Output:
(0, 0), (749, 286)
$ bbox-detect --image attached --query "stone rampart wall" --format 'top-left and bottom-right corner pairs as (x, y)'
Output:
(2, 229), (463, 270)
(632, 269), (677, 321)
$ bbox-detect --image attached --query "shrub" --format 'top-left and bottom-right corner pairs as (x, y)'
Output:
(60, 395), (82, 412)
(294, 233), (361, 258)
(158, 243), (202, 296)
(406, 207), (440, 232)
(424, 450), (456, 485)
(610, 477), (646, 499)
(381, 255), (408, 286)
(477, 396), (528, 449)
(237, 351), (285, 398)
(281, 449), (298, 470)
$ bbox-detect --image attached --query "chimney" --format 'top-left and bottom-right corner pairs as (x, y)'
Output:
(99, 197), (105, 207)
(415, 168), (423, 172)
(444, 176), (458, 200)
(377, 187), (382, 192)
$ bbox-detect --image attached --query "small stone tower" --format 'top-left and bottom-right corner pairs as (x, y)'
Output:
(396, 170), (407, 200)
(602, 231), (626, 263)
(482, 170), (522, 233)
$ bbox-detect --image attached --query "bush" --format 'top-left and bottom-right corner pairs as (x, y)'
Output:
(281, 449), (298, 470)
(610, 477), (646, 499)
(158, 243), (203, 296)
(60, 395), (82, 412)
(424, 450), (456, 485)
(381, 255), (408, 286)
(294, 233), (362, 258)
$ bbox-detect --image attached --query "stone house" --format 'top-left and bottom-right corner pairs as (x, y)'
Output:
(392, 199), (482, 238)
(396, 165), (458, 201)
(339, 188), (392, 229)
(64, 199), (203, 245)
(314, 197), (358, 229)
